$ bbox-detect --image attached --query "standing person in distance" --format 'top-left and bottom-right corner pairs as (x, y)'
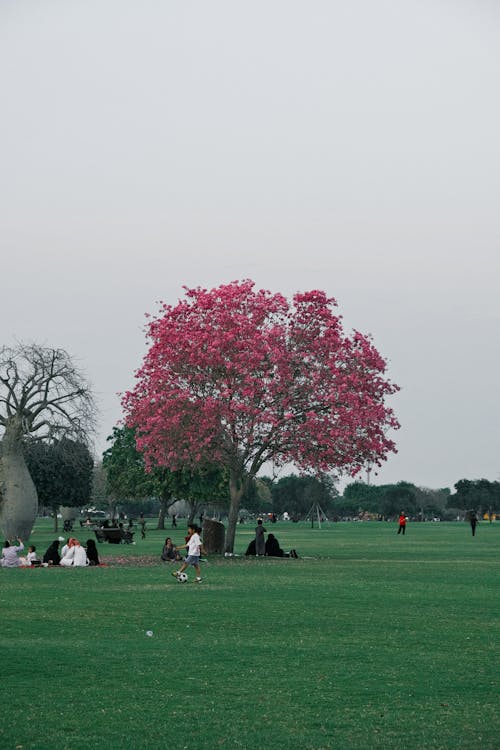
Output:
(468, 510), (478, 537)
(172, 524), (203, 583)
(255, 518), (267, 556)
(397, 511), (407, 535)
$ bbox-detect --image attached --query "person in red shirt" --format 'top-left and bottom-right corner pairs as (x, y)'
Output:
(397, 512), (407, 535)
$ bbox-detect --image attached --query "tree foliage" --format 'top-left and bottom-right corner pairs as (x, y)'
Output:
(339, 481), (452, 518)
(102, 425), (228, 526)
(103, 426), (158, 502)
(270, 474), (337, 517)
(24, 438), (93, 529)
(123, 280), (399, 551)
(449, 479), (500, 512)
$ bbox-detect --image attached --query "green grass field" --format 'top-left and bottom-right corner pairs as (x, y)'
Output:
(1, 519), (499, 750)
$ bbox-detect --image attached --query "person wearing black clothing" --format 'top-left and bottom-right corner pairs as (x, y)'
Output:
(86, 539), (100, 565)
(469, 510), (478, 537)
(265, 533), (284, 557)
(245, 539), (256, 556)
(43, 540), (61, 566)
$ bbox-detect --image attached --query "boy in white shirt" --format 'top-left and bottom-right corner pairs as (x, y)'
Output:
(172, 524), (203, 583)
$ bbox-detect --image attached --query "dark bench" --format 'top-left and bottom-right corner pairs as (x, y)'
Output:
(94, 528), (135, 544)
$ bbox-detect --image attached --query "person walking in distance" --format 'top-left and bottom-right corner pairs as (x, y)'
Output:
(397, 511), (407, 535)
(468, 510), (478, 537)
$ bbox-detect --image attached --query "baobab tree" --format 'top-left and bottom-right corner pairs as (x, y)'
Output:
(0, 343), (96, 539)
(123, 280), (400, 553)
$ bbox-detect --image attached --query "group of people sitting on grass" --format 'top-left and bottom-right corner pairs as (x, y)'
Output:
(244, 531), (298, 558)
(1, 537), (101, 568)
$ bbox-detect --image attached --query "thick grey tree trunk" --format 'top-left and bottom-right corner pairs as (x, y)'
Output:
(0, 418), (38, 540)
(203, 518), (225, 554)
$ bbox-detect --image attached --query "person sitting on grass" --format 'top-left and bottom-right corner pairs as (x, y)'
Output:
(245, 539), (256, 556)
(59, 538), (76, 566)
(60, 538), (70, 557)
(161, 537), (179, 562)
(265, 533), (285, 557)
(172, 524), (204, 583)
(72, 539), (89, 567)
(26, 545), (39, 566)
(60, 538), (88, 567)
(21, 544), (40, 567)
(1, 539), (24, 567)
(86, 539), (100, 566)
(43, 540), (61, 566)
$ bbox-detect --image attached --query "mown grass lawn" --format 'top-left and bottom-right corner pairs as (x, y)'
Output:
(1, 520), (499, 749)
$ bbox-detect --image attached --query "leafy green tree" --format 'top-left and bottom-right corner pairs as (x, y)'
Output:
(341, 482), (382, 515)
(412, 486), (450, 519)
(340, 481), (418, 518)
(103, 426), (174, 527)
(103, 426), (229, 528)
(379, 482), (416, 518)
(449, 479), (500, 517)
(166, 462), (229, 524)
(271, 474), (337, 517)
(90, 461), (108, 510)
(24, 438), (93, 531)
(240, 476), (273, 515)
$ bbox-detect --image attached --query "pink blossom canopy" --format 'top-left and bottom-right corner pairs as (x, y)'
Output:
(123, 280), (399, 479)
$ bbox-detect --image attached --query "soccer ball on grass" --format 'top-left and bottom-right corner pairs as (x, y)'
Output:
(177, 572), (188, 583)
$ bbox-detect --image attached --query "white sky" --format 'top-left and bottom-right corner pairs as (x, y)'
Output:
(1, 0), (499, 491)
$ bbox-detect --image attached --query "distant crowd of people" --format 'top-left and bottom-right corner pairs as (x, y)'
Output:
(1, 537), (100, 568)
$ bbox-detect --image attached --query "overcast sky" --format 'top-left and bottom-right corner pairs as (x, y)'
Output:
(1, 0), (499, 491)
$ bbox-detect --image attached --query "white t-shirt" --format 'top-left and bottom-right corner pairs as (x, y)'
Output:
(187, 533), (201, 557)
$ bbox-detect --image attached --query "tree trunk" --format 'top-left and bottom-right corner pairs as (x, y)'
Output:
(202, 518), (225, 554)
(156, 490), (173, 530)
(224, 467), (245, 553)
(157, 503), (166, 530)
(0, 418), (38, 540)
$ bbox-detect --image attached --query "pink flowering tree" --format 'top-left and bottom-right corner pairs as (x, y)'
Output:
(123, 280), (400, 553)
